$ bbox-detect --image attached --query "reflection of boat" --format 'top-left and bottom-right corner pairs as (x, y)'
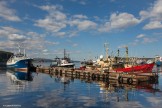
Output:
(6, 46), (33, 71)
(98, 79), (160, 102)
(51, 49), (75, 68)
(6, 70), (33, 81)
(60, 77), (70, 84)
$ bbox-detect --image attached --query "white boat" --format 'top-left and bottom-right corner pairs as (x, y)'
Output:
(58, 59), (75, 67)
(51, 49), (75, 68)
(6, 47), (33, 71)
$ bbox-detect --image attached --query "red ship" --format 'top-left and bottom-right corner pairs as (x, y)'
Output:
(113, 62), (155, 73)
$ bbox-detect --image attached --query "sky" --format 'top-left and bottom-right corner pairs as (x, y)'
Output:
(0, 0), (162, 60)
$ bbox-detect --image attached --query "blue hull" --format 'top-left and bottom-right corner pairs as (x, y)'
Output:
(156, 61), (162, 67)
(7, 59), (32, 69)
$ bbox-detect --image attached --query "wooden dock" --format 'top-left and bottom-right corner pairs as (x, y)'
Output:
(36, 67), (159, 85)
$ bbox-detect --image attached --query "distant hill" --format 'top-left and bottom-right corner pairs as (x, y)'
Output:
(33, 58), (80, 63)
(33, 58), (53, 62)
(0, 50), (13, 62)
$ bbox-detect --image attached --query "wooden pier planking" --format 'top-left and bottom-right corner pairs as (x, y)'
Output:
(36, 67), (159, 85)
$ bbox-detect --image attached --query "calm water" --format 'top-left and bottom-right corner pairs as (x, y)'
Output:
(0, 64), (162, 108)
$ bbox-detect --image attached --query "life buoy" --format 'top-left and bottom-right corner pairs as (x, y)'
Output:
(127, 78), (133, 85)
(96, 74), (100, 80)
(77, 72), (80, 77)
(64, 71), (67, 76)
(91, 73), (96, 80)
(87, 72), (90, 78)
(149, 76), (155, 83)
(60, 70), (62, 76)
(55, 69), (58, 75)
(75, 71), (77, 77)
(105, 74), (109, 81)
(118, 76), (123, 84)
(83, 72), (86, 78)
(71, 71), (73, 76)
(102, 74), (105, 81)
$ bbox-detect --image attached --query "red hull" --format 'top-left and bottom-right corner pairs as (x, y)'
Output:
(114, 63), (155, 73)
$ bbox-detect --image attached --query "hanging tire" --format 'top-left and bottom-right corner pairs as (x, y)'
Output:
(105, 74), (109, 82)
(102, 74), (105, 81)
(55, 69), (58, 75)
(127, 78), (133, 85)
(118, 76), (123, 84)
(87, 72), (90, 78)
(96, 74), (100, 80)
(75, 72), (77, 77)
(149, 76), (155, 83)
(77, 72), (80, 77)
(91, 73), (96, 80)
(60, 70), (62, 76)
(83, 72), (86, 78)
(71, 71), (73, 76)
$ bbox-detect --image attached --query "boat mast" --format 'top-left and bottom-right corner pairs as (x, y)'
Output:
(18, 44), (21, 53)
(117, 49), (120, 57)
(125, 46), (128, 64)
(24, 49), (26, 57)
(64, 49), (66, 58)
(104, 43), (109, 61)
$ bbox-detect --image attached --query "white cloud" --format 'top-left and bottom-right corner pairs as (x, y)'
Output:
(2, 26), (20, 33)
(110, 13), (140, 29)
(142, 37), (158, 44)
(56, 32), (66, 37)
(8, 34), (26, 41)
(35, 4), (97, 36)
(72, 43), (78, 47)
(45, 41), (59, 45)
(99, 12), (140, 32)
(38, 5), (63, 11)
(140, 0), (162, 29)
(0, 41), (15, 49)
(143, 21), (162, 30)
(69, 19), (97, 31)
(72, 14), (88, 19)
(35, 17), (66, 32)
(136, 34), (145, 38)
(27, 32), (45, 38)
(129, 39), (140, 46)
(0, 1), (21, 21)
(70, 0), (87, 5)
(68, 31), (78, 37)
(35, 5), (67, 33)
(118, 44), (128, 49)
(0, 26), (20, 38)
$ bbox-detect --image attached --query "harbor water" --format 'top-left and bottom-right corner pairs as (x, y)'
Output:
(0, 62), (162, 108)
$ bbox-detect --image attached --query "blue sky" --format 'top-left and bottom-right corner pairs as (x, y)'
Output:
(0, 0), (162, 60)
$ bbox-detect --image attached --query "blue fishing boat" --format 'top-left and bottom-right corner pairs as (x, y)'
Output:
(6, 46), (33, 71)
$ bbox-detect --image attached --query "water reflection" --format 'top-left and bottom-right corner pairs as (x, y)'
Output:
(51, 72), (161, 102)
(5, 70), (34, 92)
(0, 66), (162, 108)
(6, 70), (33, 82)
